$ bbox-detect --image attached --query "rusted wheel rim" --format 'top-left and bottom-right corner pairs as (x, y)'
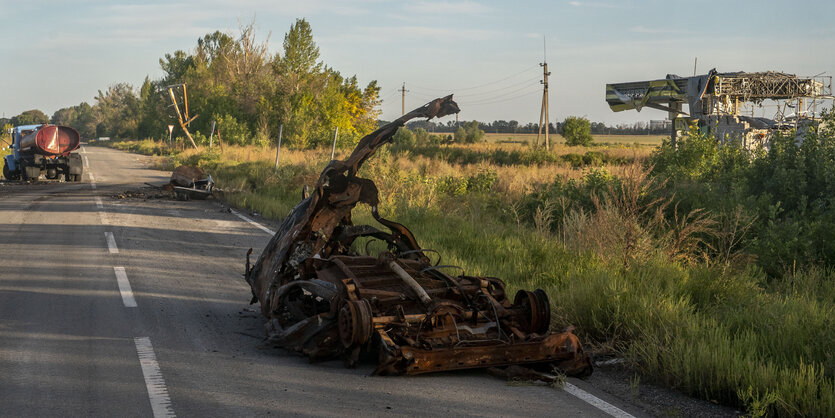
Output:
(338, 299), (373, 348)
(514, 289), (551, 334)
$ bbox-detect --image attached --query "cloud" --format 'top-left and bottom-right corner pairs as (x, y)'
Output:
(404, 1), (493, 15)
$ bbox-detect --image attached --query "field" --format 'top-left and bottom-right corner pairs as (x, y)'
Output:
(102, 128), (835, 417)
(482, 132), (667, 146)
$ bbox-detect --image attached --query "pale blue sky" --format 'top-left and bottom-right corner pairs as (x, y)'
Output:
(1, 0), (833, 125)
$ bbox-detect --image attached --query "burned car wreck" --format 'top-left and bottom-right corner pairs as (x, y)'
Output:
(244, 96), (593, 376)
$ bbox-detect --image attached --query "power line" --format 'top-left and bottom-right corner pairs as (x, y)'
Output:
(457, 89), (541, 107)
(426, 75), (541, 100)
(456, 85), (541, 106)
(409, 64), (539, 92)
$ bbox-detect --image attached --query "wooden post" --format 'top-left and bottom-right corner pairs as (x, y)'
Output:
(331, 126), (339, 160)
(167, 86), (198, 149)
(274, 124), (283, 170)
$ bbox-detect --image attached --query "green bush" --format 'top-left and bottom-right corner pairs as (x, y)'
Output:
(563, 116), (593, 146)
(393, 127), (416, 147)
(649, 112), (835, 275)
(214, 113), (252, 146)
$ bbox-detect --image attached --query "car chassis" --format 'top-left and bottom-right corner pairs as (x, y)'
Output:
(244, 96), (593, 376)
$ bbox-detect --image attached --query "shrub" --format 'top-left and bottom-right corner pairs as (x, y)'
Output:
(392, 127), (416, 147)
(563, 116), (593, 146)
(214, 113), (252, 146)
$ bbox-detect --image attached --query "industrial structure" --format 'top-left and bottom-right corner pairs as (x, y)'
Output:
(606, 69), (833, 147)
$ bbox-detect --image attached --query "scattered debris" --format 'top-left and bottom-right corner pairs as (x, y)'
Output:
(243, 95), (593, 377)
(115, 188), (170, 200)
(167, 165), (214, 200)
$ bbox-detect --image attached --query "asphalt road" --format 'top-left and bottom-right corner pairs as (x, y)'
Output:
(0, 145), (648, 417)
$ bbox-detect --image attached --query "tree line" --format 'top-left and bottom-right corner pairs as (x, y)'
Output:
(2, 19), (381, 149)
(400, 118), (670, 136)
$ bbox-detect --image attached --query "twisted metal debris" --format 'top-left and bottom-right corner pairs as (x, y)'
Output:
(244, 95), (593, 376)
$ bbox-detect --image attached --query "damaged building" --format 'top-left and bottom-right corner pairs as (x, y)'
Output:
(606, 69), (833, 148)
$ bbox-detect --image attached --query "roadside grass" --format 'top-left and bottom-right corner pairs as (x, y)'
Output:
(100, 138), (834, 416)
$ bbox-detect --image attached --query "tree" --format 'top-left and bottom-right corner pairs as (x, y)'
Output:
(563, 116), (593, 146)
(94, 83), (140, 139)
(11, 110), (49, 126)
(51, 102), (97, 138)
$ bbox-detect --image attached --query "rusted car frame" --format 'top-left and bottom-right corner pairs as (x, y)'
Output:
(244, 96), (592, 376)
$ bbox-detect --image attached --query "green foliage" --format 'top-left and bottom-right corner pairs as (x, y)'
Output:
(453, 121), (485, 143)
(51, 102), (97, 138)
(413, 128), (440, 145)
(392, 127), (416, 147)
(11, 109), (49, 126)
(563, 116), (593, 146)
(47, 19), (379, 147)
(650, 112), (835, 275)
(214, 113), (252, 146)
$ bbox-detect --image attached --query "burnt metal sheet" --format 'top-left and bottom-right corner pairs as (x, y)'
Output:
(243, 95), (593, 377)
(169, 165), (214, 200)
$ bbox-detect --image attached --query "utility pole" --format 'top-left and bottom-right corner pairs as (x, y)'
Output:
(399, 82), (409, 116)
(536, 62), (551, 150)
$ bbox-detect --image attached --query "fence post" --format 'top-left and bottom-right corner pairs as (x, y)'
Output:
(274, 124), (283, 170)
(330, 126), (339, 160)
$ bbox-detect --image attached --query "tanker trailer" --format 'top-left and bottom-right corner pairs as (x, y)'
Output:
(3, 124), (83, 181)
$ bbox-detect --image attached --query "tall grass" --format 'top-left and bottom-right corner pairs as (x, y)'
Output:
(101, 139), (834, 416)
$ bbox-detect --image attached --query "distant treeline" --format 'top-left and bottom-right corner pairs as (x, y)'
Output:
(396, 119), (671, 135)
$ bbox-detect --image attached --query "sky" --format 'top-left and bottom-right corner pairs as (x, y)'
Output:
(1, 0), (833, 126)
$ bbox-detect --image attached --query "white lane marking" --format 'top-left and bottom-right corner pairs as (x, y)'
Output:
(113, 267), (137, 307)
(89, 173), (96, 189)
(563, 382), (636, 418)
(80, 146), (86, 154)
(83, 155), (89, 168)
(229, 208), (275, 235)
(134, 337), (175, 418)
(95, 197), (103, 209)
(105, 232), (119, 254)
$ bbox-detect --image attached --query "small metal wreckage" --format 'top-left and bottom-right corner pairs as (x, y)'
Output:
(244, 95), (593, 377)
(167, 165), (214, 200)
